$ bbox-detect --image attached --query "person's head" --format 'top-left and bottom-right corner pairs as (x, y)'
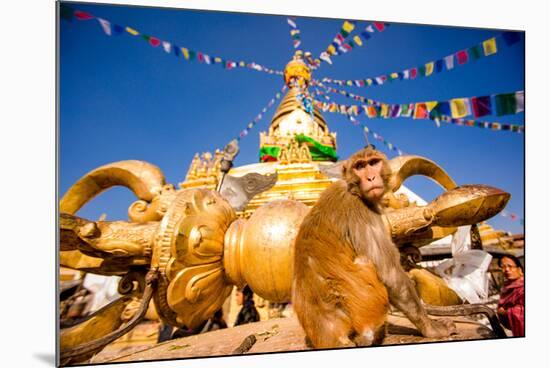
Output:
(498, 255), (523, 281)
(236, 285), (254, 305)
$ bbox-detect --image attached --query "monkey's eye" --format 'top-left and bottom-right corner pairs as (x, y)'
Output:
(353, 160), (367, 170)
(368, 158), (381, 166)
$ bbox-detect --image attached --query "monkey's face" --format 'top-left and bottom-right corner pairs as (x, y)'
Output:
(352, 155), (386, 202)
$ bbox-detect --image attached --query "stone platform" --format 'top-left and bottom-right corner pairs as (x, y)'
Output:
(89, 313), (496, 365)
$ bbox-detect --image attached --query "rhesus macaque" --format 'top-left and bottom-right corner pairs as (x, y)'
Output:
(292, 146), (456, 348)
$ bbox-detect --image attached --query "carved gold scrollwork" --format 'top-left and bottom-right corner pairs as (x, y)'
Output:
(152, 188), (236, 328)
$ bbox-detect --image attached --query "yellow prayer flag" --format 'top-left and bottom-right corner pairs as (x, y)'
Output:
(425, 62), (434, 76)
(327, 45), (337, 55)
(125, 27), (139, 36)
(381, 104), (389, 117)
(366, 79), (373, 85)
(425, 101), (438, 112)
(181, 48), (190, 60)
(353, 35), (363, 47)
(390, 73), (399, 79)
(214, 57), (222, 63)
(483, 37), (497, 56)
(343, 21), (355, 33)
(450, 98), (470, 118)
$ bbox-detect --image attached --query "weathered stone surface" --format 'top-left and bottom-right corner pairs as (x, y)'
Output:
(90, 313), (496, 364)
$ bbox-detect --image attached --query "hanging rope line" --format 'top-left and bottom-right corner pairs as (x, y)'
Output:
(320, 31), (521, 87)
(319, 21), (390, 66)
(346, 115), (405, 156)
(235, 85), (288, 142)
(312, 81), (524, 133)
(60, 4), (283, 76)
(287, 17), (302, 49)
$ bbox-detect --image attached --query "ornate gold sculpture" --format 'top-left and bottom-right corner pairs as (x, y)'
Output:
(59, 54), (512, 361)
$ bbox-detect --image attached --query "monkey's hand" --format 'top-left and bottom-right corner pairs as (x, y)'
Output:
(421, 318), (456, 338)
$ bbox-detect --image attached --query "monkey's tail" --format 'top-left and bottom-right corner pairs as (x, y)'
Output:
(424, 304), (507, 338)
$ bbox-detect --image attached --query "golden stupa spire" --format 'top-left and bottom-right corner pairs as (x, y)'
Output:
(259, 51), (337, 162)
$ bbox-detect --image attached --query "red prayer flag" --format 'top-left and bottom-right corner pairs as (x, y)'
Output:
(198, 52), (204, 62)
(149, 37), (161, 47)
(74, 10), (94, 20)
(410, 68), (418, 79)
(456, 50), (469, 65)
(373, 22), (385, 32)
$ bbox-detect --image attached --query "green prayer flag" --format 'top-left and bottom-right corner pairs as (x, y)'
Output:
(188, 51), (196, 60)
(295, 134), (338, 161)
(418, 65), (426, 76)
(469, 45), (483, 61)
(495, 93), (517, 116)
(259, 146), (281, 162)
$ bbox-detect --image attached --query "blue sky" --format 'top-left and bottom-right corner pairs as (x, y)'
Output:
(59, 1), (524, 234)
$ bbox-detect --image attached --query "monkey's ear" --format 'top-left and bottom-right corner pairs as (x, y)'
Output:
(341, 160), (350, 177)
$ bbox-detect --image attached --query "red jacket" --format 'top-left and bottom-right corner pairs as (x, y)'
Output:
(498, 277), (525, 337)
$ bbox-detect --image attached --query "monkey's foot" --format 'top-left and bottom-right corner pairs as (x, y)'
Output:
(421, 318), (457, 338)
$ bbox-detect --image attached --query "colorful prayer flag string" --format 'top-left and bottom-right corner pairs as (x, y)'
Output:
(61, 4), (283, 76)
(287, 17), (302, 49)
(319, 21), (390, 66)
(315, 98), (524, 134)
(346, 115), (404, 156)
(320, 31), (522, 87)
(313, 81), (524, 132)
(235, 85), (288, 141)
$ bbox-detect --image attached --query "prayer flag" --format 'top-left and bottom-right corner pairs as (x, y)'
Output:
(483, 37), (498, 56)
(435, 59), (443, 73)
(173, 45), (180, 57)
(430, 101), (451, 119)
(468, 45), (483, 61)
(456, 50), (469, 65)
(373, 22), (385, 32)
(494, 93), (517, 116)
(198, 52), (204, 62)
(444, 54), (454, 70)
(414, 103), (428, 119)
(403, 70), (410, 79)
(162, 41), (171, 53)
(126, 27), (139, 36)
(450, 98), (471, 118)
(74, 10), (93, 20)
(425, 101), (438, 113)
(181, 47), (189, 59)
(342, 20), (356, 35)
(353, 35), (363, 47)
(410, 68), (418, 79)
(515, 91), (524, 113)
(418, 65), (426, 76)
(97, 18), (111, 36)
(149, 37), (161, 47)
(365, 25), (375, 33)
(287, 18), (297, 28)
(361, 31), (371, 41)
(502, 31), (521, 46)
(113, 24), (124, 35)
(471, 96), (492, 118)
(214, 57), (222, 63)
(425, 62), (434, 76)
(327, 45), (337, 55)
(380, 104), (389, 118)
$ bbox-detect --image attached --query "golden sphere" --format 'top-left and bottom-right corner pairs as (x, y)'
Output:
(225, 200), (309, 302)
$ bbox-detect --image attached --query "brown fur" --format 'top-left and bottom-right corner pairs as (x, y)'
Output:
(292, 148), (455, 349)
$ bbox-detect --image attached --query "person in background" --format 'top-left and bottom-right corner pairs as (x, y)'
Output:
(497, 255), (524, 337)
(201, 309), (228, 332)
(234, 285), (260, 326)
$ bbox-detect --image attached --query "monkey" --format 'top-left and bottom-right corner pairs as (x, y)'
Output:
(292, 146), (456, 349)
